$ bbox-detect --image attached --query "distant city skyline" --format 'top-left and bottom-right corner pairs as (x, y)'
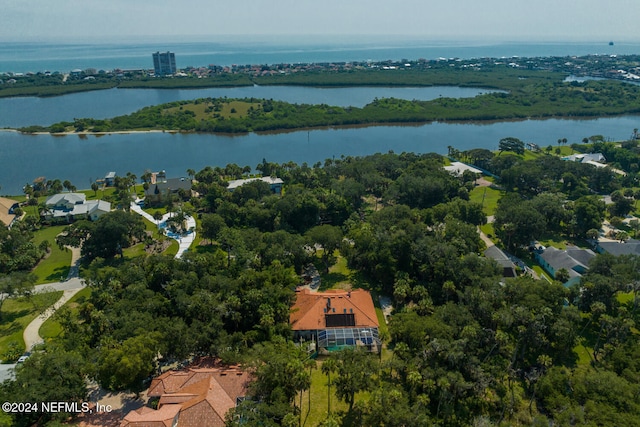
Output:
(2, 0), (638, 42)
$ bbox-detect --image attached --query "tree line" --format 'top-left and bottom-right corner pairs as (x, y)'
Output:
(2, 149), (640, 426)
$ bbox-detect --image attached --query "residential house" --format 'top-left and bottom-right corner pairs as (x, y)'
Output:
(144, 177), (193, 205)
(562, 153), (606, 163)
(484, 246), (517, 278)
(120, 367), (251, 427)
(0, 197), (20, 228)
(535, 245), (595, 285)
(42, 193), (111, 223)
(595, 239), (640, 256)
(227, 176), (284, 195)
(443, 162), (482, 177)
(104, 172), (116, 187)
(290, 288), (381, 354)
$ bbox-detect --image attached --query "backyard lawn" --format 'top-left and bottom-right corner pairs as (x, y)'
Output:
(31, 225), (72, 284)
(469, 186), (503, 217)
(298, 360), (353, 427)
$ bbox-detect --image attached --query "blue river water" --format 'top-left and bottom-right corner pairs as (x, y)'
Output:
(1, 39), (640, 195)
(1, 115), (639, 195)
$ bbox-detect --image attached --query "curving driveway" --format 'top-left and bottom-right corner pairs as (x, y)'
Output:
(23, 247), (86, 351)
(0, 247), (85, 382)
(130, 201), (196, 259)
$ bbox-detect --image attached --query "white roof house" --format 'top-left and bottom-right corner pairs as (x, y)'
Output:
(443, 162), (483, 177)
(227, 176), (284, 190)
(562, 153), (606, 163)
(43, 193), (110, 222)
(227, 176), (284, 194)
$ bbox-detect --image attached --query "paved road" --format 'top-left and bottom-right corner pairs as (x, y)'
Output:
(23, 247), (85, 351)
(1, 248), (85, 381)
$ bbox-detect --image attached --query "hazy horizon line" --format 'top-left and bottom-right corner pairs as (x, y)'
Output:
(1, 33), (637, 45)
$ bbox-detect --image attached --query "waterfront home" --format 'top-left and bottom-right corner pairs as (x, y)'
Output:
(42, 193), (111, 223)
(0, 197), (20, 228)
(443, 161), (482, 177)
(291, 288), (381, 354)
(144, 176), (193, 205)
(104, 171), (116, 187)
(562, 153), (606, 163)
(227, 176), (284, 195)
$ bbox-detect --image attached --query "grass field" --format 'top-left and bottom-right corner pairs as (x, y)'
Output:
(317, 252), (353, 291)
(165, 100), (261, 121)
(298, 360), (352, 427)
(39, 287), (92, 341)
(0, 291), (63, 359)
(469, 186), (503, 216)
(31, 225), (72, 284)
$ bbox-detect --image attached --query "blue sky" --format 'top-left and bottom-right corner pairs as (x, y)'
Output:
(2, 0), (638, 42)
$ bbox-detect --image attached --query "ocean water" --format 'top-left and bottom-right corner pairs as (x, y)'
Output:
(0, 38), (637, 74)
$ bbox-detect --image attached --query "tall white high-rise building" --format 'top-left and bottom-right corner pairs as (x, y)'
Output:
(152, 51), (176, 76)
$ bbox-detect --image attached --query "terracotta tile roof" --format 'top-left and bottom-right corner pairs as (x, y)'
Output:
(148, 371), (193, 397)
(290, 288), (379, 331)
(120, 403), (181, 427)
(122, 367), (251, 427)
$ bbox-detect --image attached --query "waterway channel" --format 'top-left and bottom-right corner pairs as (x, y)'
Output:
(2, 114), (639, 195)
(1, 85), (640, 194)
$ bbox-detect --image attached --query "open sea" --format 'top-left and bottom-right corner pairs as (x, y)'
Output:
(1, 37), (639, 74)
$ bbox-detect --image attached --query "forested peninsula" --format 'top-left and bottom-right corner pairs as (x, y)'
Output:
(18, 78), (640, 134)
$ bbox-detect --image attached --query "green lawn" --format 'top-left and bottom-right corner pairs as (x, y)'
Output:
(480, 222), (496, 240)
(537, 236), (568, 250)
(299, 361), (350, 427)
(0, 291), (63, 360)
(317, 252), (353, 291)
(40, 287), (92, 341)
(469, 186), (503, 216)
(31, 225), (72, 284)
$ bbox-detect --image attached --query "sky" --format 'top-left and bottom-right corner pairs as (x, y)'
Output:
(1, 0), (638, 42)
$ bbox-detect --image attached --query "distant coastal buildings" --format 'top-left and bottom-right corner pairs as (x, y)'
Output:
(152, 51), (176, 76)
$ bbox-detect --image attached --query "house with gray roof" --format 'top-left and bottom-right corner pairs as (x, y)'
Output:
(535, 246), (595, 286)
(144, 177), (193, 205)
(484, 246), (517, 278)
(595, 239), (640, 256)
(42, 193), (111, 223)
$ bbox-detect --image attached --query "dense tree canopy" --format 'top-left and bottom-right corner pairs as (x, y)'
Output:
(5, 147), (640, 426)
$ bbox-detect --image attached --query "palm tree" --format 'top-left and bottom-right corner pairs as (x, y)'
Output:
(321, 358), (337, 415)
(186, 168), (195, 181)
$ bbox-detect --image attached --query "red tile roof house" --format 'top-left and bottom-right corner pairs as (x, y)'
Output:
(290, 288), (381, 354)
(120, 367), (251, 427)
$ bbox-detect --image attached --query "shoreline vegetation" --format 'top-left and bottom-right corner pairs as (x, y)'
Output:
(6, 54), (640, 134)
(15, 78), (640, 135)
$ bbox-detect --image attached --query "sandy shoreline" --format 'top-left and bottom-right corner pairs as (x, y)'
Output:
(0, 128), (175, 136)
